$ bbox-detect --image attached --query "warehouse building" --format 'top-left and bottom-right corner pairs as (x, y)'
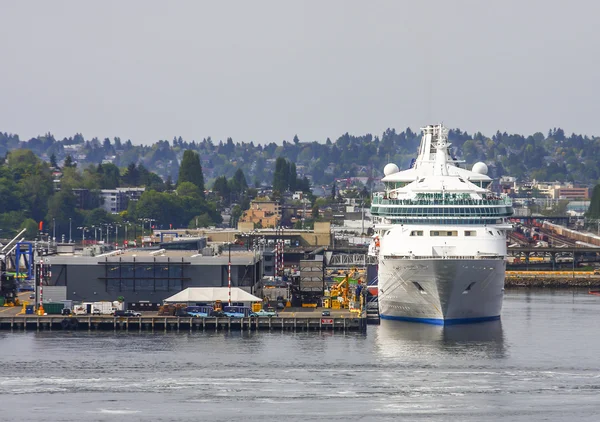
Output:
(41, 248), (262, 309)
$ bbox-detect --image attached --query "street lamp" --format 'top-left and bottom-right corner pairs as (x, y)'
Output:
(69, 217), (72, 243)
(52, 218), (56, 245)
(77, 226), (87, 244)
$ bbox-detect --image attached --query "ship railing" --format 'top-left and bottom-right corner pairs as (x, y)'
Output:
(371, 197), (512, 206)
(382, 254), (504, 260)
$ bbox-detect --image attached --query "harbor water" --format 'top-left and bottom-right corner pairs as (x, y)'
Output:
(1, 290), (599, 421)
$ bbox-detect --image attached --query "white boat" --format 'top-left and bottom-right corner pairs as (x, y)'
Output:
(370, 124), (513, 324)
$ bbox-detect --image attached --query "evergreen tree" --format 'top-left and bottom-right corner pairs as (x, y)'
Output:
(63, 154), (76, 168)
(289, 162), (297, 191)
(165, 175), (174, 191)
(50, 153), (57, 168)
(273, 157), (288, 192)
(178, 150), (205, 197)
(213, 176), (231, 203)
(231, 168), (248, 194)
(122, 162), (140, 186)
(587, 184), (600, 218)
(331, 181), (336, 199)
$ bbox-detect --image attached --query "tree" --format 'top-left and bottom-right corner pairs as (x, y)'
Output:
(177, 181), (202, 198)
(212, 176), (230, 202)
(273, 157), (288, 192)
(587, 184), (600, 218)
(231, 168), (248, 195)
(189, 213), (213, 228)
(63, 154), (76, 168)
(50, 153), (57, 168)
(331, 181), (336, 199)
(312, 204), (320, 219)
(178, 150), (205, 197)
(122, 162), (139, 186)
(20, 218), (39, 239)
(165, 175), (174, 191)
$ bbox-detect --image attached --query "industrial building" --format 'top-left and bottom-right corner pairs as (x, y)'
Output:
(41, 247), (262, 309)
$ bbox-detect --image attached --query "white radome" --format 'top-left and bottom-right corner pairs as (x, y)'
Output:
(472, 162), (488, 175)
(383, 163), (399, 176)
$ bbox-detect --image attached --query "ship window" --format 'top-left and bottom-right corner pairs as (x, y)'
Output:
(488, 231), (493, 235)
(465, 231), (477, 236)
(431, 231), (440, 236)
(410, 230), (423, 236)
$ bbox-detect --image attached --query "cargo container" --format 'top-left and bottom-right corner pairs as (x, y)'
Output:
(43, 302), (65, 315)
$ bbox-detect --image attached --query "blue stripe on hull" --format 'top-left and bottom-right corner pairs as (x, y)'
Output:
(380, 314), (500, 325)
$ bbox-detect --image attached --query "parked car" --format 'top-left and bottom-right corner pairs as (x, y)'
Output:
(29, 293), (35, 300)
(114, 310), (142, 317)
(250, 309), (278, 317)
(321, 310), (331, 317)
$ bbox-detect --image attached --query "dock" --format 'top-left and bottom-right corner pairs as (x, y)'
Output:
(0, 314), (367, 332)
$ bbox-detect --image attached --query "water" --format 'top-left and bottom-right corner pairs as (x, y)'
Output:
(1, 290), (600, 421)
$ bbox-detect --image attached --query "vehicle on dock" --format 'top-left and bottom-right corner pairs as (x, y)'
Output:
(223, 305), (251, 318)
(185, 306), (213, 317)
(113, 310), (142, 317)
(250, 309), (278, 317)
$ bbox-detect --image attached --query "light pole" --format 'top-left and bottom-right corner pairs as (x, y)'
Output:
(52, 218), (56, 245)
(228, 242), (232, 306)
(69, 218), (72, 243)
(77, 226), (87, 244)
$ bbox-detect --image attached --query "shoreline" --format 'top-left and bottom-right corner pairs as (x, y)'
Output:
(505, 277), (600, 288)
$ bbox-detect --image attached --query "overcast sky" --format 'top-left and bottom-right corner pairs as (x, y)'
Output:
(1, 1), (599, 145)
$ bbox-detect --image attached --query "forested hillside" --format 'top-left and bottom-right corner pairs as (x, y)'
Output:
(2, 127), (599, 189)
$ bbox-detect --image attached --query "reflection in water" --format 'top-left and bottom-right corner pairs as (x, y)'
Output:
(375, 319), (506, 360)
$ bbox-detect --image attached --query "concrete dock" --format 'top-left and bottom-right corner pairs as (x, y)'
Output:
(0, 314), (366, 332)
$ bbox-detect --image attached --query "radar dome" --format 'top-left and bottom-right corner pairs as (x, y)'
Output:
(383, 163), (399, 176)
(472, 162), (488, 175)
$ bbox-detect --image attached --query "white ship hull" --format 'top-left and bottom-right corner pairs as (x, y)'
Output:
(378, 258), (506, 325)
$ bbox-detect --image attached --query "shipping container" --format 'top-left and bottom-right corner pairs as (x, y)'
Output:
(43, 302), (64, 315)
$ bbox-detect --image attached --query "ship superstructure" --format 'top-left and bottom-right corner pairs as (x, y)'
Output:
(370, 124), (513, 324)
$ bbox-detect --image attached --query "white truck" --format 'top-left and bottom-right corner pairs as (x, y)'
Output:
(92, 301), (115, 315)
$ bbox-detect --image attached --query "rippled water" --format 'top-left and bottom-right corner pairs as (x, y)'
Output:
(1, 290), (600, 421)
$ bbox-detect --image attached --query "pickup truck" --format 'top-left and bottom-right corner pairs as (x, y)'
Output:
(250, 309), (278, 317)
(113, 310), (142, 317)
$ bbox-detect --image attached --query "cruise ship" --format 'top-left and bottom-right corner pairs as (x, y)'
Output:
(370, 124), (513, 325)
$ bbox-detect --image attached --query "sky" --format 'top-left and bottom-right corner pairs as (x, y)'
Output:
(1, 0), (599, 145)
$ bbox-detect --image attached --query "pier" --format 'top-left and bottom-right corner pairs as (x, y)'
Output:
(0, 314), (367, 332)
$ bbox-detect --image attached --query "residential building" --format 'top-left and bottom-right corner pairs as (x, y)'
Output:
(555, 187), (589, 200)
(239, 199), (281, 228)
(100, 187), (145, 214)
